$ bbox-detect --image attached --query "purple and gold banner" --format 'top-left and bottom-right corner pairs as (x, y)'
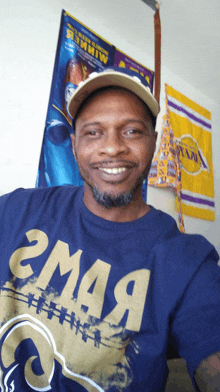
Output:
(149, 84), (215, 226)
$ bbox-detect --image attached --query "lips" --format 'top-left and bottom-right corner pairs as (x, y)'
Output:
(89, 160), (138, 183)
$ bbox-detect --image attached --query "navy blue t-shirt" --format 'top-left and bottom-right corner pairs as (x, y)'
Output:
(0, 185), (219, 391)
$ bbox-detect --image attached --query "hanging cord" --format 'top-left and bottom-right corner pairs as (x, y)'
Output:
(154, 6), (161, 103)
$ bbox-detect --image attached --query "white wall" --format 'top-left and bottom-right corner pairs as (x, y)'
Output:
(0, 0), (219, 253)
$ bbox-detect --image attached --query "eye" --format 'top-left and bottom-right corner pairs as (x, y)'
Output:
(129, 129), (142, 134)
(124, 129), (143, 136)
(85, 130), (101, 137)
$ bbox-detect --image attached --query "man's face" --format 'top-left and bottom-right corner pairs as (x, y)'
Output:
(71, 88), (157, 208)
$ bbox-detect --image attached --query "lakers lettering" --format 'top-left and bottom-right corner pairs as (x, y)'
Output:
(176, 135), (209, 175)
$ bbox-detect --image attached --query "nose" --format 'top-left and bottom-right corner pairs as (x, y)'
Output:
(99, 130), (129, 157)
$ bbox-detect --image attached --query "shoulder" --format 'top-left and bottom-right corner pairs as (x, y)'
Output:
(147, 207), (219, 291)
(0, 185), (80, 203)
(0, 186), (83, 218)
(149, 206), (217, 259)
(150, 206), (217, 253)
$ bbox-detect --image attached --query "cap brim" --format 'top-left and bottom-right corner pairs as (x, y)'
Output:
(67, 70), (160, 120)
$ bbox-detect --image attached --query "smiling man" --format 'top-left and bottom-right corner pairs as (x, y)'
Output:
(0, 67), (220, 392)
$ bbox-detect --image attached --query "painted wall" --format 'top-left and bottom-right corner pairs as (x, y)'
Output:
(1, 0), (219, 253)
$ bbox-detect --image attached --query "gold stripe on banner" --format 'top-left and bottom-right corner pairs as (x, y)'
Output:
(181, 204), (215, 221)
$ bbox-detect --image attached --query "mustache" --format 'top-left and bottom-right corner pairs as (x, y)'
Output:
(90, 160), (138, 168)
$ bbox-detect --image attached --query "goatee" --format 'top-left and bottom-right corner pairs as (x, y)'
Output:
(88, 170), (147, 209)
(91, 185), (136, 209)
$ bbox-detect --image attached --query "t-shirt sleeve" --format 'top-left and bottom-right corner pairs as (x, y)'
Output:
(0, 189), (23, 213)
(0, 193), (11, 210)
(0, 192), (12, 222)
(169, 257), (220, 387)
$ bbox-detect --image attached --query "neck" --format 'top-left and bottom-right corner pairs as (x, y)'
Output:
(83, 188), (150, 222)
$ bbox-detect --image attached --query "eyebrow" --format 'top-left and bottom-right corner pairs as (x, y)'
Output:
(80, 121), (103, 129)
(80, 119), (151, 129)
(121, 119), (150, 127)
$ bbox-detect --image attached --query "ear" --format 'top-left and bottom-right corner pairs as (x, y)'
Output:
(70, 133), (76, 160)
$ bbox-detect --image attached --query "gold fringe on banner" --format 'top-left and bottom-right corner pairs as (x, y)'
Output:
(148, 86), (186, 233)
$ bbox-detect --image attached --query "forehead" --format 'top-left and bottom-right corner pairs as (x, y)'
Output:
(74, 87), (154, 125)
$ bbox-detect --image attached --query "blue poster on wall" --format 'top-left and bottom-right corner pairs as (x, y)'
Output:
(36, 9), (154, 201)
(36, 10), (115, 187)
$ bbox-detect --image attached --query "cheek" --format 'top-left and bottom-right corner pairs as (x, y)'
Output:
(133, 143), (154, 164)
(74, 143), (95, 163)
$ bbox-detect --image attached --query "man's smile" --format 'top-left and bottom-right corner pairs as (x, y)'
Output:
(95, 165), (134, 183)
(98, 167), (127, 174)
(89, 160), (138, 181)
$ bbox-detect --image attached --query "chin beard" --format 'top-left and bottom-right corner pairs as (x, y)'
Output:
(89, 172), (147, 209)
(91, 186), (136, 209)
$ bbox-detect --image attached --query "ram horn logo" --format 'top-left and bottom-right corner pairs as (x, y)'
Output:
(0, 314), (104, 392)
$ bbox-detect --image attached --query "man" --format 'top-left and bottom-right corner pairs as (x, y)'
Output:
(0, 67), (220, 392)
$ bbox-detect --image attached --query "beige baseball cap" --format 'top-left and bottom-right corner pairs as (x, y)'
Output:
(67, 67), (160, 122)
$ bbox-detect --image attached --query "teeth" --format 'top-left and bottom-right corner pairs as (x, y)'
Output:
(99, 167), (127, 174)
